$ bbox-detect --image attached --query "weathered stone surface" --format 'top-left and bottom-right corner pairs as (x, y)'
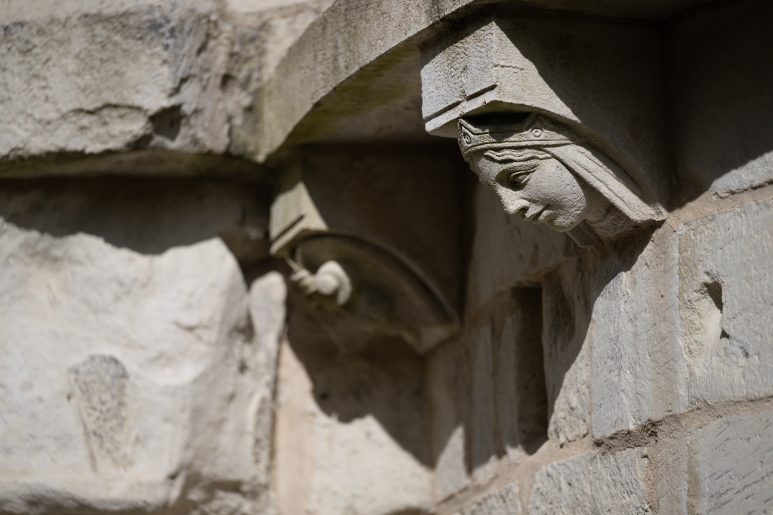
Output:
(529, 448), (651, 514)
(466, 289), (547, 484)
(246, 271), (288, 513)
(273, 325), (433, 515)
(678, 199), (773, 405)
(590, 229), (689, 438)
(467, 183), (572, 313)
(0, 177), (269, 266)
(542, 264), (591, 445)
(261, 0), (718, 160)
(648, 432), (690, 515)
(460, 482), (521, 515)
(690, 408), (773, 514)
(1, 1), (228, 160)
(671, 0), (773, 199)
(226, 0), (334, 78)
(0, 187), (281, 513)
(428, 337), (470, 501)
(67, 355), (135, 472)
(0, 0), (330, 169)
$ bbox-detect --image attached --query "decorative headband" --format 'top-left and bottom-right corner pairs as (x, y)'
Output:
(458, 115), (573, 159)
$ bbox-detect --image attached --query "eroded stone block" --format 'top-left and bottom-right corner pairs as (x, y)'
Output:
(0, 0), (331, 168)
(273, 328), (433, 515)
(542, 264), (591, 445)
(248, 271), (288, 502)
(690, 408), (773, 514)
(590, 230), (689, 438)
(0, 185), (280, 513)
(528, 448), (651, 514)
(678, 199), (773, 405)
(466, 290), (547, 484)
(0, 1), (229, 159)
(428, 337), (470, 500)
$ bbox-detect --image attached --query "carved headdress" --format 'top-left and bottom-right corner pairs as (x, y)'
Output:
(458, 114), (663, 225)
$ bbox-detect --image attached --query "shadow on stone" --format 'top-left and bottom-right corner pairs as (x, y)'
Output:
(0, 175), (270, 265)
(284, 293), (432, 467)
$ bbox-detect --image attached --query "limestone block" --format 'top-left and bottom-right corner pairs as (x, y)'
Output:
(0, 177), (269, 266)
(671, 0), (773, 198)
(690, 409), (773, 514)
(541, 265), (591, 445)
(0, 1), (227, 160)
(273, 330), (432, 515)
(225, 0), (334, 77)
(0, 187), (280, 513)
(528, 448), (651, 514)
(0, 0), (328, 167)
(678, 199), (773, 404)
(428, 337), (470, 500)
(247, 272), (288, 503)
(466, 183), (572, 313)
(590, 230), (689, 438)
(256, 0), (481, 160)
(460, 482), (521, 515)
(466, 290), (547, 483)
(543, 229), (687, 442)
(648, 433), (689, 515)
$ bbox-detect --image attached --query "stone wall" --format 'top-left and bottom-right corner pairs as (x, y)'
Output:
(0, 175), (285, 514)
(1, 0), (772, 514)
(427, 1), (773, 513)
(0, 1), (325, 513)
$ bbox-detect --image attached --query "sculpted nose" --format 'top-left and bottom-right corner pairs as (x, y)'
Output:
(498, 194), (531, 217)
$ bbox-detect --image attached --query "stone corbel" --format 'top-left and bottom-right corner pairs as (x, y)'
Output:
(420, 16), (668, 245)
(269, 147), (462, 353)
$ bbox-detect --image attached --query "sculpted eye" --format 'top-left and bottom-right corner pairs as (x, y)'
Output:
(497, 161), (537, 190)
(508, 171), (532, 186)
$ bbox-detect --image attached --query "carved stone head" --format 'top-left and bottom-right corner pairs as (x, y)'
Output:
(458, 114), (662, 245)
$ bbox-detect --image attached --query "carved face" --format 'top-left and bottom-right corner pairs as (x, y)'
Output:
(468, 148), (601, 232)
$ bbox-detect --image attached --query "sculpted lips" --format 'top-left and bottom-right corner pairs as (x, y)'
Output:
(522, 203), (548, 221)
(537, 207), (554, 223)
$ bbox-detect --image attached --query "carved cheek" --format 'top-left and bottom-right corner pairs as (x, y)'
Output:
(528, 161), (589, 229)
(529, 161), (584, 211)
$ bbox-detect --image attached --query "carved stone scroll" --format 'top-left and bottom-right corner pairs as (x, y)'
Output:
(269, 146), (462, 353)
